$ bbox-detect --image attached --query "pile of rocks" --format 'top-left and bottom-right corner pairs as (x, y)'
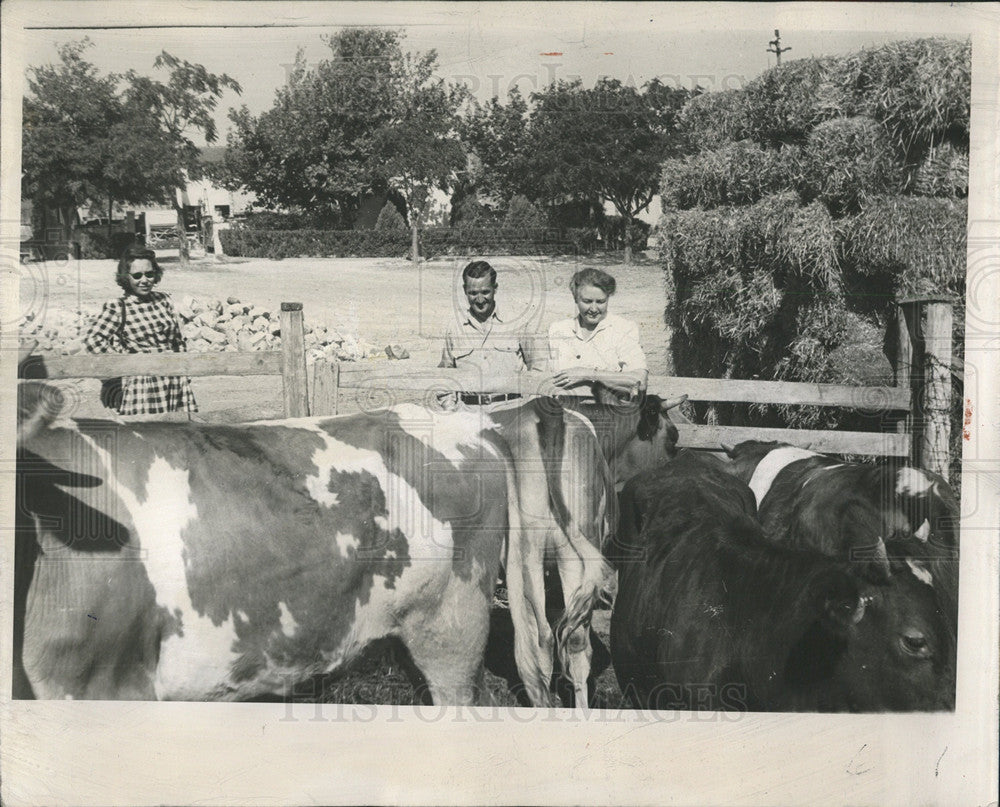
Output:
(21, 296), (407, 364)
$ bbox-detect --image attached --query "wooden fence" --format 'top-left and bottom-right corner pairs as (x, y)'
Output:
(18, 298), (956, 475)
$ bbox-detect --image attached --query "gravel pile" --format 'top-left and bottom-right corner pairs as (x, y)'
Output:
(21, 295), (408, 364)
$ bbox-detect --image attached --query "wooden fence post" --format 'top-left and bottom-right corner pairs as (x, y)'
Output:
(895, 294), (954, 476)
(311, 359), (339, 416)
(280, 302), (309, 418)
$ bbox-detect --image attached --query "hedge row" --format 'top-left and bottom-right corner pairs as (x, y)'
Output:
(75, 229), (143, 259)
(220, 226), (600, 259)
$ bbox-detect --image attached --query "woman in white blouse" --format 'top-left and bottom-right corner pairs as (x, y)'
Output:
(547, 267), (648, 399)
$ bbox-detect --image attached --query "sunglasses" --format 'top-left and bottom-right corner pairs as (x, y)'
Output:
(130, 271), (157, 280)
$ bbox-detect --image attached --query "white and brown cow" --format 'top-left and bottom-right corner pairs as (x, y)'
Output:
(489, 397), (615, 708)
(14, 384), (612, 706)
(15, 384), (519, 703)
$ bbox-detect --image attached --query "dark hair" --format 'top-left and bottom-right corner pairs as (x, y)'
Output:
(462, 260), (497, 287)
(570, 267), (616, 299)
(116, 246), (162, 293)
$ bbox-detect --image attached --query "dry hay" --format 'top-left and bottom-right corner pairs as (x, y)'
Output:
(679, 266), (782, 347)
(662, 192), (840, 290)
(836, 196), (967, 296)
(824, 38), (971, 161)
(660, 140), (802, 211)
(679, 39), (970, 159)
(771, 302), (892, 429)
(799, 117), (903, 214)
(909, 141), (969, 198)
(675, 89), (750, 149)
(663, 193), (841, 374)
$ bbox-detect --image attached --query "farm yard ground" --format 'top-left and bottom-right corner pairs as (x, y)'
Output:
(21, 251), (671, 422)
(18, 250), (667, 708)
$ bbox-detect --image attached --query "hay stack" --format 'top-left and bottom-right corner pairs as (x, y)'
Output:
(824, 38), (971, 160)
(799, 117), (902, 214)
(772, 302), (892, 429)
(836, 196), (967, 296)
(675, 89), (749, 149)
(741, 56), (840, 144)
(910, 142), (969, 198)
(660, 140), (801, 211)
(663, 192), (839, 359)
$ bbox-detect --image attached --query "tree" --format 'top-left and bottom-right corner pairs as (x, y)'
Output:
(223, 28), (459, 238)
(461, 87), (531, 206)
(21, 39), (122, 244)
(370, 51), (467, 260)
(375, 201), (408, 231)
(21, 40), (240, 260)
(525, 78), (692, 261)
(122, 53), (241, 263)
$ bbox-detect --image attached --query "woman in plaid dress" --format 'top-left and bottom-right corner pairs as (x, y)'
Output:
(85, 246), (197, 416)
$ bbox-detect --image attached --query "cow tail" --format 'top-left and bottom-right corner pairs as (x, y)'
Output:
(488, 429), (556, 707)
(534, 398), (572, 532)
(547, 407), (617, 682)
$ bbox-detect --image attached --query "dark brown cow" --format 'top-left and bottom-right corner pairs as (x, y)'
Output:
(611, 451), (957, 712)
(723, 440), (960, 630)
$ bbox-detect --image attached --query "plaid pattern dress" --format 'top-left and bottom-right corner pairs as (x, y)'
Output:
(85, 291), (198, 415)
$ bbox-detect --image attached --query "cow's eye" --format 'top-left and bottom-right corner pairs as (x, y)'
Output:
(900, 631), (931, 658)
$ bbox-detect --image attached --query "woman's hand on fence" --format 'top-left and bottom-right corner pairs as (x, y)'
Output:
(551, 367), (594, 389)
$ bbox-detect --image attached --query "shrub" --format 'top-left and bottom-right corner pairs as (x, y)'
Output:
(374, 201), (408, 231)
(220, 228), (411, 259)
(234, 208), (343, 230)
(421, 226), (596, 257)
(220, 225), (599, 259)
(599, 216), (651, 251)
(75, 228), (143, 259)
(502, 194), (548, 229)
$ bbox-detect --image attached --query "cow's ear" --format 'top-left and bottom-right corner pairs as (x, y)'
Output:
(720, 443), (736, 458)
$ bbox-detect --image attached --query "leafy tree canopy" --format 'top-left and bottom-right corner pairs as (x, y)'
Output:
(222, 28), (464, 231)
(21, 38), (240, 250)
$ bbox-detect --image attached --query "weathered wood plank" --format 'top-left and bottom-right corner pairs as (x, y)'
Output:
(280, 303), (309, 418)
(311, 359), (338, 417)
(336, 366), (911, 410)
(675, 424), (911, 457)
(19, 351), (282, 379)
(646, 375), (909, 410)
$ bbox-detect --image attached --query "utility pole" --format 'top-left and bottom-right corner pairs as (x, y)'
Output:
(767, 29), (791, 65)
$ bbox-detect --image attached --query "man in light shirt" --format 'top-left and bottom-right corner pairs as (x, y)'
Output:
(547, 267), (648, 399)
(439, 260), (536, 406)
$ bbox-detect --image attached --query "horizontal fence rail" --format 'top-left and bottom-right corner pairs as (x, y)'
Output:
(21, 297), (946, 463)
(675, 424), (911, 457)
(337, 366), (910, 410)
(20, 351), (282, 378)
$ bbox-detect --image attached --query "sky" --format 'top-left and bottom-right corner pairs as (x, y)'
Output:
(8, 2), (974, 147)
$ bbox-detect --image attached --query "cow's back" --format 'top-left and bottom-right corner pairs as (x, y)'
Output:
(17, 407), (509, 702)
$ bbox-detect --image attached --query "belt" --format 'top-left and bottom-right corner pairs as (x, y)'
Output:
(460, 392), (521, 406)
